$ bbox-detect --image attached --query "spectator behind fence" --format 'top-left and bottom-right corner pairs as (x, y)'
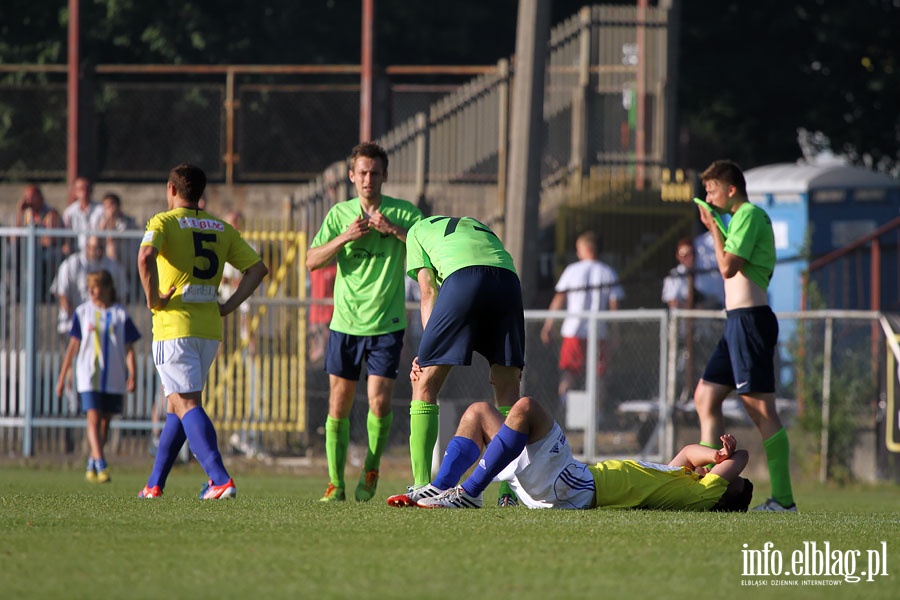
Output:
(56, 270), (140, 484)
(539, 231), (624, 427)
(661, 237), (702, 403)
(307, 261), (336, 364)
(62, 177), (102, 255)
(51, 235), (129, 336)
(94, 192), (142, 301)
(693, 231), (726, 309)
(94, 192), (139, 263)
(15, 183), (65, 300)
(662, 237), (697, 310)
(16, 182), (63, 238)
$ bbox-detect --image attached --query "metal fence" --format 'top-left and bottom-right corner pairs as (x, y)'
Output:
(1, 5), (674, 188)
(2, 223), (895, 482)
(291, 4), (675, 235)
(0, 222), (309, 457)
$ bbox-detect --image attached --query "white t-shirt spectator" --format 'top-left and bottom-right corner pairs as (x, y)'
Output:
(63, 201), (103, 253)
(661, 263), (690, 306)
(51, 252), (129, 333)
(554, 259), (624, 340)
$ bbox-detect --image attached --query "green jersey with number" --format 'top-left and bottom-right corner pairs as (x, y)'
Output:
(310, 196), (422, 336)
(724, 202), (776, 291)
(406, 216), (517, 285)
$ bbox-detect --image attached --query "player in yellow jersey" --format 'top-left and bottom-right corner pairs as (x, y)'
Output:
(391, 396), (752, 511)
(137, 163), (268, 500)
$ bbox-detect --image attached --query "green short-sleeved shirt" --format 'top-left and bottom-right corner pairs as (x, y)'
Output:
(724, 202), (776, 291)
(405, 216), (517, 285)
(310, 196), (422, 336)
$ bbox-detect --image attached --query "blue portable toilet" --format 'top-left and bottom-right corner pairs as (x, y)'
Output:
(745, 161), (900, 313)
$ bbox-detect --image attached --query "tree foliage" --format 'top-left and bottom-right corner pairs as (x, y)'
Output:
(1, 1), (897, 174)
(679, 0), (899, 174)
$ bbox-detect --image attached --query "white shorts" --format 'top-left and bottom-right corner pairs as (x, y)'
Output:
(496, 422), (595, 510)
(153, 338), (219, 396)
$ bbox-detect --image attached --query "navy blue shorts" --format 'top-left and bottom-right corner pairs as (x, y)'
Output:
(417, 266), (525, 368)
(701, 306), (778, 394)
(80, 392), (124, 414)
(325, 330), (404, 380)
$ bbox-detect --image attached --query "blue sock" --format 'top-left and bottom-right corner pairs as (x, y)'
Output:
(432, 436), (482, 490)
(148, 413), (186, 489)
(181, 407), (230, 485)
(86, 457), (95, 472)
(461, 425), (528, 497)
(95, 458), (107, 471)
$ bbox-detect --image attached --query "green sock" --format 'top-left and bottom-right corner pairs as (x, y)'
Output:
(364, 410), (393, 472)
(699, 440), (722, 470)
(763, 427), (794, 507)
(409, 400), (439, 487)
(496, 405), (516, 498)
(325, 416), (350, 489)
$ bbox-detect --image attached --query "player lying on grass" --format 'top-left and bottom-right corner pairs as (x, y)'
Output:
(387, 396), (752, 511)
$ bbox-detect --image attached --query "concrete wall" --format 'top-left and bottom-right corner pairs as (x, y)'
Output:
(1, 181), (503, 231)
(0, 182), (298, 227)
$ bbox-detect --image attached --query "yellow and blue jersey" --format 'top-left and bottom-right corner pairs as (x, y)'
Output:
(589, 459), (729, 511)
(141, 208), (261, 341)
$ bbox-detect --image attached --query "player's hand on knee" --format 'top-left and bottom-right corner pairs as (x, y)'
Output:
(410, 357), (422, 382)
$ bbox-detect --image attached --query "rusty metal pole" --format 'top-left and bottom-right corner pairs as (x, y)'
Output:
(871, 239), (881, 397)
(360, 0), (374, 143)
(67, 0), (80, 185)
(635, 0), (647, 190)
(225, 68), (236, 184)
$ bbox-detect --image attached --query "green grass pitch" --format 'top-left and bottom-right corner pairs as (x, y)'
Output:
(1, 464), (897, 599)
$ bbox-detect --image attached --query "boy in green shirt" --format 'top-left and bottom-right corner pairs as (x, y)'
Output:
(694, 159), (796, 512)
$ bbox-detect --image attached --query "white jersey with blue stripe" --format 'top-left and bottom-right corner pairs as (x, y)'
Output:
(70, 302), (141, 394)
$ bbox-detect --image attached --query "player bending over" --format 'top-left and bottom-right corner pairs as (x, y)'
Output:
(387, 396), (752, 511)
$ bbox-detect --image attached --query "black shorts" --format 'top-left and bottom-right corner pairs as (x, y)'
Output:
(417, 266), (525, 368)
(702, 306), (778, 394)
(325, 330), (404, 380)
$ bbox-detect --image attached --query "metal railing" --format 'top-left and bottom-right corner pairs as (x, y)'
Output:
(291, 4), (674, 237)
(2, 226), (892, 483)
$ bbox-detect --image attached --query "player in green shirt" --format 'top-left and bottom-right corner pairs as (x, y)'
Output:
(694, 159), (796, 512)
(307, 142), (422, 502)
(386, 216), (526, 507)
